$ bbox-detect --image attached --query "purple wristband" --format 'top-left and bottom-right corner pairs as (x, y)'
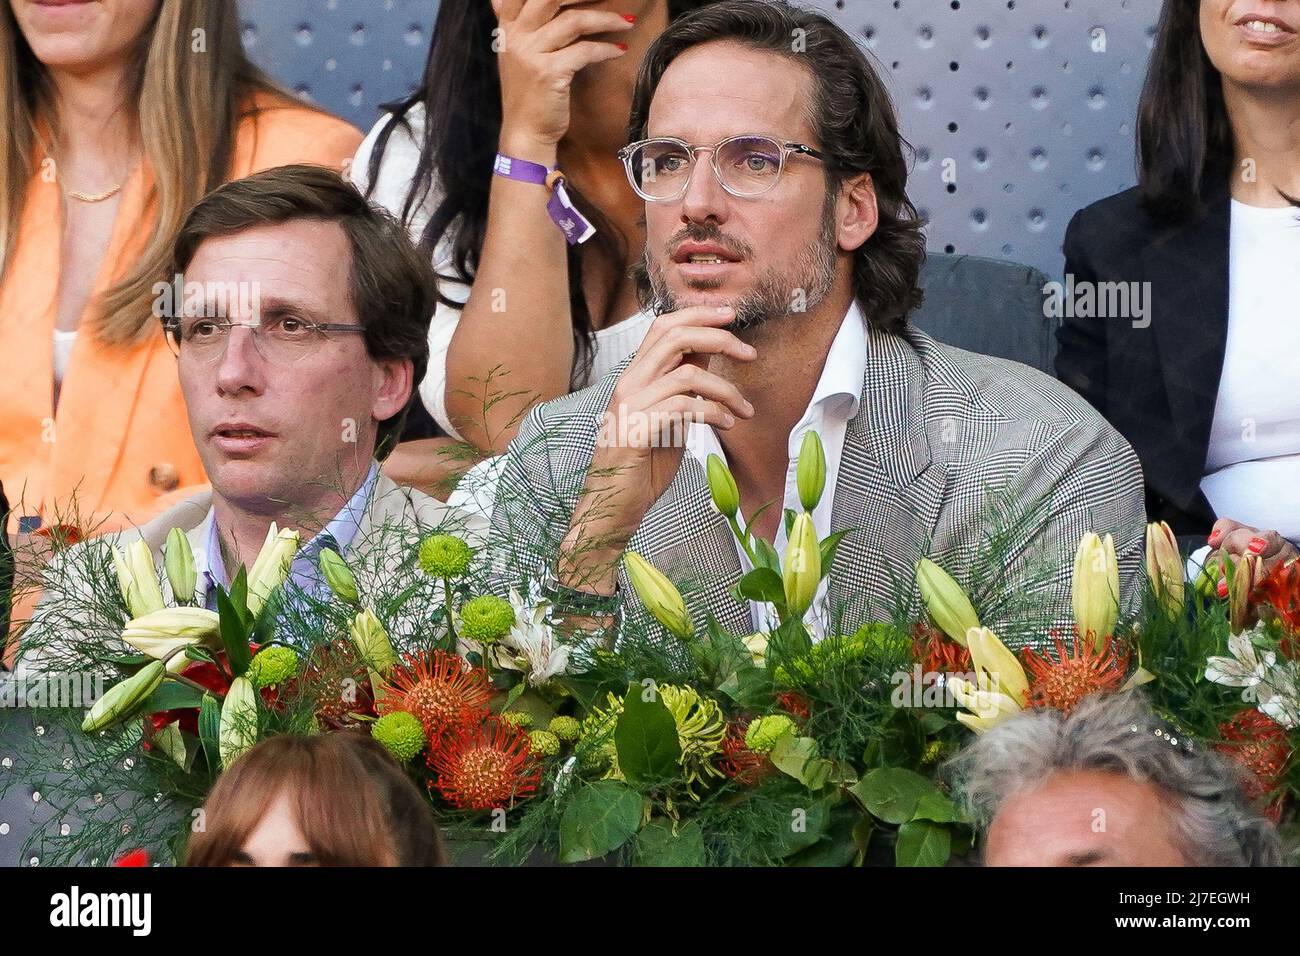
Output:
(493, 153), (596, 245)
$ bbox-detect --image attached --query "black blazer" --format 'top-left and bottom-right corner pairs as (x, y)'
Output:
(1055, 184), (1232, 537)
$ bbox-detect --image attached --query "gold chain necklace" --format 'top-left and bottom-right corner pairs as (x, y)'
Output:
(67, 182), (124, 204)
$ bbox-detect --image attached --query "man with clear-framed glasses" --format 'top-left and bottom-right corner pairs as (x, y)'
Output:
(489, 0), (1147, 648)
(16, 166), (483, 674)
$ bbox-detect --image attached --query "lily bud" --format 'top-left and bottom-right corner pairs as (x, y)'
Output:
(624, 551), (694, 639)
(965, 627), (1029, 707)
(782, 512), (821, 619)
(164, 527), (197, 605)
(915, 558), (980, 647)
(741, 633), (769, 668)
(113, 539), (165, 619)
(796, 431), (826, 513)
(83, 660), (165, 733)
(705, 454), (740, 519)
(122, 607), (222, 673)
(218, 676), (259, 769)
(1229, 553), (1263, 635)
(348, 608), (399, 674)
(247, 524), (300, 617)
(318, 547), (359, 604)
(1072, 532), (1119, 648)
(1145, 521), (1185, 619)
(948, 675), (1021, 735)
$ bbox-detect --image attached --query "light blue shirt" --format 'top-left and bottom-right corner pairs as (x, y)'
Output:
(197, 462), (379, 609)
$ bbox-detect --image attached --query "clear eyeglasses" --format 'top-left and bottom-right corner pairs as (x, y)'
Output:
(617, 134), (828, 202)
(162, 315), (365, 364)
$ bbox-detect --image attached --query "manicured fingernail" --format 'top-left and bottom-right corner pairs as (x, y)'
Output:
(1216, 579), (1228, 599)
(615, 41), (629, 50)
(623, 13), (637, 22)
(1207, 530), (1222, 544)
(1248, 537), (1268, 554)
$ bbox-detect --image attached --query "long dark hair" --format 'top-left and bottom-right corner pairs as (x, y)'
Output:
(627, 1), (926, 333)
(364, 0), (717, 388)
(1138, 0), (1299, 220)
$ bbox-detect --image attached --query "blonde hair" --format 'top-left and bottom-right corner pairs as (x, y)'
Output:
(0, 0), (291, 346)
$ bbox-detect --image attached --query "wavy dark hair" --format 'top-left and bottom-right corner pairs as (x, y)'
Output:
(626, 0), (926, 333)
(1138, 0), (1299, 220)
(363, 0), (718, 388)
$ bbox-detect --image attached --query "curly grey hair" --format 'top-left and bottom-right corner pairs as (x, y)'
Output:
(945, 692), (1283, 866)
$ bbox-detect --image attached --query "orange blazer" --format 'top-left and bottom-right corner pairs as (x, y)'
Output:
(0, 92), (362, 536)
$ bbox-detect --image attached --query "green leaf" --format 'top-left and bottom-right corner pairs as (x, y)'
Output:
(895, 820), (951, 867)
(614, 683), (681, 785)
(252, 586), (287, 645)
(769, 734), (820, 785)
(214, 585), (253, 678)
(634, 819), (706, 867)
(142, 681), (207, 715)
(783, 508), (797, 538)
(198, 693), (222, 772)
(736, 567), (785, 604)
(752, 534), (781, 574)
(912, 790), (961, 824)
(503, 681), (527, 711)
(183, 644), (217, 665)
(849, 767), (943, 825)
(558, 781), (643, 863)
(768, 795), (831, 858)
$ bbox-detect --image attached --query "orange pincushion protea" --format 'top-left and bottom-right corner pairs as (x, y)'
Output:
(1217, 709), (1291, 820)
(377, 650), (492, 743)
(911, 622), (972, 675)
(775, 691), (812, 723)
(1252, 559), (1300, 656)
(428, 717), (542, 810)
(719, 719), (771, 785)
(1020, 632), (1131, 714)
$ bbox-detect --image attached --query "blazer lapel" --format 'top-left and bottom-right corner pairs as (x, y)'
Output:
(1142, 189), (1231, 487)
(828, 328), (949, 624)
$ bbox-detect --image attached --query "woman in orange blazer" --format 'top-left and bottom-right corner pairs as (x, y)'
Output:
(0, 0), (362, 537)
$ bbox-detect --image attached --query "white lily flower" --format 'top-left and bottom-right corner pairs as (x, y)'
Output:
(493, 589), (570, 686)
(1205, 628), (1275, 690)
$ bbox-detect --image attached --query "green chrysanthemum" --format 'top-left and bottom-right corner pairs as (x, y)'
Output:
(418, 534), (473, 578)
(528, 729), (560, 757)
(548, 715), (581, 742)
(578, 692), (625, 775)
(500, 710), (533, 729)
(371, 711), (426, 763)
(459, 595), (515, 644)
(659, 684), (727, 797)
(774, 623), (890, 686)
(247, 645), (299, 689)
(744, 714), (796, 754)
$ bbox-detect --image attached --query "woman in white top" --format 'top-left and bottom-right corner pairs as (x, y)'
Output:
(1056, 0), (1300, 579)
(352, 0), (719, 498)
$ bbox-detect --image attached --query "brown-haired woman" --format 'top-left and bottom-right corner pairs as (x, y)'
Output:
(186, 733), (446, 867)
(0, 0), (362, 536)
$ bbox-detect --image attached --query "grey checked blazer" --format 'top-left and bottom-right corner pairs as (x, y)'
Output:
(488, 324), (1147, 649)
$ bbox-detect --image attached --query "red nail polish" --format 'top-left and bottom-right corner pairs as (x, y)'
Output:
(623, 13), (637, 22)
(615, 41), (629, 50)
(1248, 537), (1267, 554)
(1208, 529), (1222, 544)
(1216, 579), (1229, 599)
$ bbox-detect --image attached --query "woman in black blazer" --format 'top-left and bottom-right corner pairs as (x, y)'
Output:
(1057, 0), (1300, 571)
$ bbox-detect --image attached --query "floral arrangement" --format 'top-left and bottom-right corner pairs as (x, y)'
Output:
(3, 433), (1297, 866)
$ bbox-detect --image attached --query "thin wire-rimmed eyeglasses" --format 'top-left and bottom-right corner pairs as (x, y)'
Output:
(162, 315), (365, 364)
(617, 134), (828, 202)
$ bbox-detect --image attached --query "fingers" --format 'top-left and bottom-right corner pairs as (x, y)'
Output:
(638, 304), (740, 354)
(1207, 517), (1247, 549)
(634, 364), (755, 421)
(549, 38), (631, 76)
(534, 8), (635, 52)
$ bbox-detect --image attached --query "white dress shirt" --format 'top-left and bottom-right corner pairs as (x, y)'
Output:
(684, 303), (867, 638)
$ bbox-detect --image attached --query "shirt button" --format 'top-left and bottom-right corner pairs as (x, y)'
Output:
(148, 463), (179, 494)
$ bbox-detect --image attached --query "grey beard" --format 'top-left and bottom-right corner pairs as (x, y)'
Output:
(639, 201), (839, 332)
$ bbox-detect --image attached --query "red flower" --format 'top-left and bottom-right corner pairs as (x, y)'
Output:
(775, 691), (812, 723)
(1252, 559), (1300, 656)
(1217, 709), (1292, 821)
(718, 719), (771, 785)
(305, 640), (376, 727)
(912, 622), (972, 675)
(112, 849), (149, 867)
(1021, 632), (1131, 714)
(377, 650), (492, 747)
(428, 717), (541, 810)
